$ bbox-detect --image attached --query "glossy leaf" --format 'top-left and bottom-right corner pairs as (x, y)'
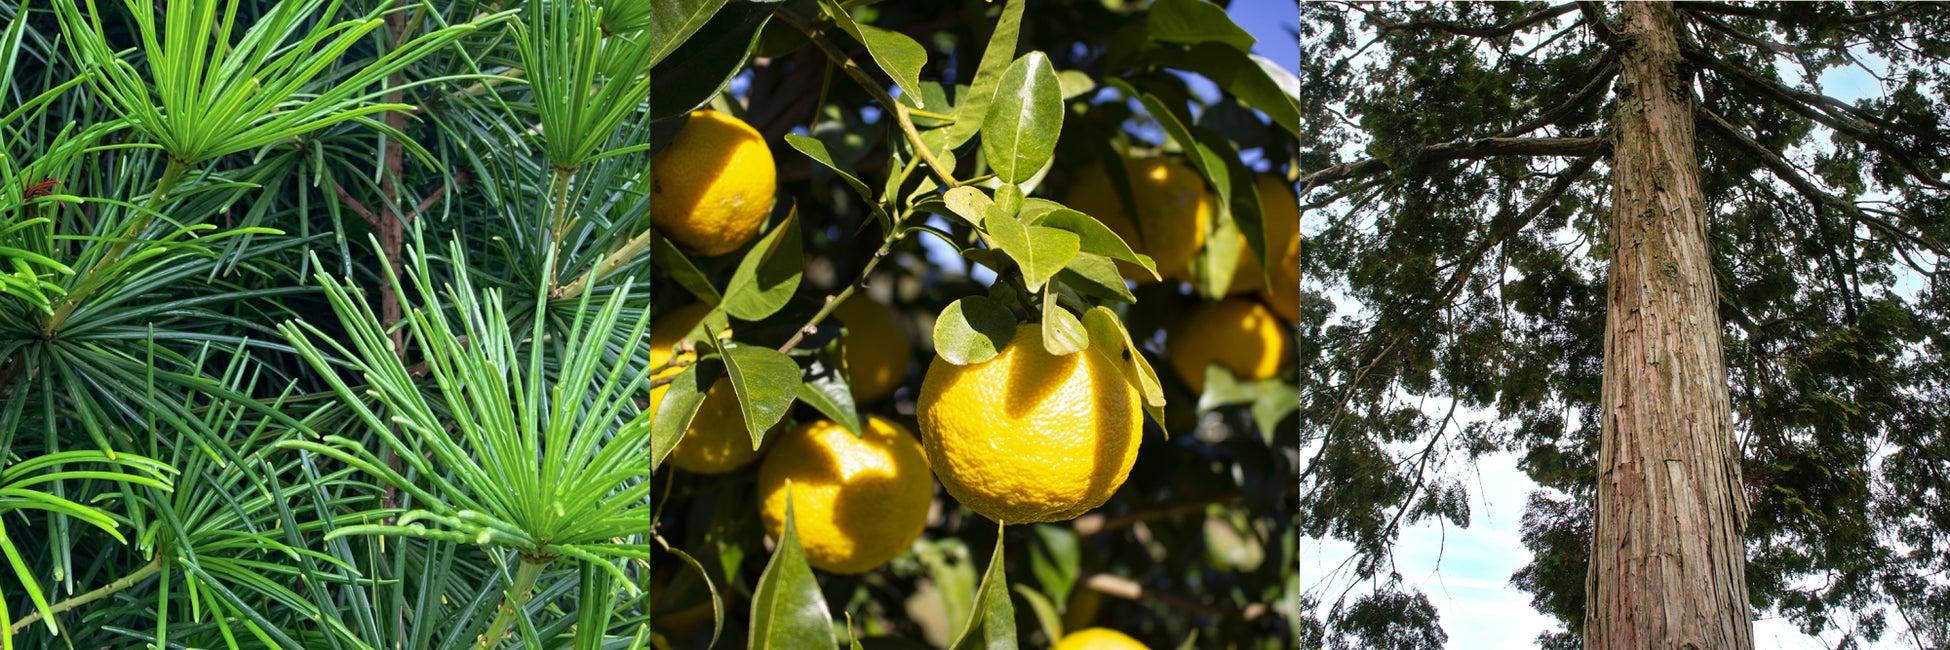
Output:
(1081, 306), (1168, 428)
(1056, 69), (1096, 100)
(652, 233), (722, 305)
(652, 363), (713, 472)
(1055, 255), (1137, 304)
(1147, 0), (1255, 51)
(723, 209), (803, 321)
(1038, 209), (1158, 279)
(949, 531), (1015, 650)
(717, 344), (800, 447)
(1157, 43), (1301, 138)
(819, 0), (930, 108)
(748, 492), (838, 648)
(944, 186), (994, 229)
(798, 356), (864, 438)
(945, 0), (1026, 149)
(1011, 585), (1062, 646)
(981, 52), (1064, 184)
(786, 134), (879, 211)
(650, 1), (771, 120)
(933, 296), (1016, 365)
(1040, 287), (1088, 356)
(649, 0), (731, 67)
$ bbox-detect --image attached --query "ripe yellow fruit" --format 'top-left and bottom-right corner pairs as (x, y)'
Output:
(1062, 158), (1211, 281)
(1053, 628), (1150, 650)
(666, 380), (780, 474)
(650, 110), (777, 256)
(1168, 298), (1291, 393)
(757, 417), (934, 574)
(833, 295), (912, 403)
(650, 303), (715, 418)
(916, 323), (1143, 524)
(1225, 173), (1300, 295)
(1262, 217), (1302, 323)
(650, 303), (772, 474)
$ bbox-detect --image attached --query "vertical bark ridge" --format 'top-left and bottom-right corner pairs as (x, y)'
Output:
(1585, 2), (1753, 649)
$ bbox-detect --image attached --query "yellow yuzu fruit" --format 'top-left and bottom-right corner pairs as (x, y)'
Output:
(916, 323), (1143, 524)
(650, 303), (715, 418)
(1053, 628), (1150, 650)
(649, 569), (713, 640)
(649, 303), (773, 474)
(1261, 219), (1302, 323)
(665, 379), (780, 474)
(1062, 158), (1211, 281)
(833, 296), (912, 403)
(650, 110), (777, 256)
(1225, 173), (1300, 295)
(1167, 297), (1291, 393)
(756, 416), (934, 574)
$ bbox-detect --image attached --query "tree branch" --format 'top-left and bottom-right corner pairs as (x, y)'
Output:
(1081, 573), (1270, 622)
(1493, 53), (1619, 138)
(1300, 135), (1608, 192)
(1699, 107), (1950, 258)
(1576, 1), (1623, 47)
(1373, 2), (1579, 38)
(1689, 49), (1950, 191)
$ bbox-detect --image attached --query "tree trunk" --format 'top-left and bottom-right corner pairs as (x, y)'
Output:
(1585, 3), (1754, 649)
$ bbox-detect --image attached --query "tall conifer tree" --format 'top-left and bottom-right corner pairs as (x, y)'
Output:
(1301, 3), (1950, 647)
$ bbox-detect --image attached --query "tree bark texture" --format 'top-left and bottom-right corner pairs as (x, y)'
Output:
(1585, 3), (1754, 649)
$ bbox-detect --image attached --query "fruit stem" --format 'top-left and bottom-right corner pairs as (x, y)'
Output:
(775, 213), (908, 354)
(473, 556), (550, 650)
(774, 9), (958, 188)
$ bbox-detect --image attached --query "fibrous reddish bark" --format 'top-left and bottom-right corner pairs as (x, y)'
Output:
(1585, 2), (1754, 649)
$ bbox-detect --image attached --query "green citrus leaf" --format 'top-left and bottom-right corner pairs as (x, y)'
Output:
(1038, 208), (1159, 279)
(748, 492), (838, 648)
(1028, 525), (1081, 607)
(933, 296), (1016, 365)
(945, 0), (1026, 150)
(1081, 306), (1168, 429)
(1011, 585), (1062, 646)
(798, 355), (864, 438)
(944, 186), (993, 229)
(785, 134), (879, 213)
(1157, 43), (1301, 139)
(1147, 0), (1256, 52)
(1057, 69), (1096, 100)
(651, 232), (722, 305)
(1041, 289), (1088, 356)
(649, 1), (770, 120)
(723, 209), (804, 321)
(949, 529), (1015, 650)
(981, 51), (1064, 184)
(819, 0), (931, 108)
(648, 0), (728, 67)
(717, 344), (799, 447)
(1056, 255), (1137, 304)
(651, 362), (716, 472)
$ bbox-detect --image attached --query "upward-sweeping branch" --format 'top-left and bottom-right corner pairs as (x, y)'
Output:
(1699, 107), (1950, 259)
(1300, 135), (1608, 193)
(1372, 2), (1579, 38)
(1688, 49), (1950, 192)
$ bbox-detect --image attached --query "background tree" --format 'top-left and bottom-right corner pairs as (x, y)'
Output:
(1300, 1), (1950, 648)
